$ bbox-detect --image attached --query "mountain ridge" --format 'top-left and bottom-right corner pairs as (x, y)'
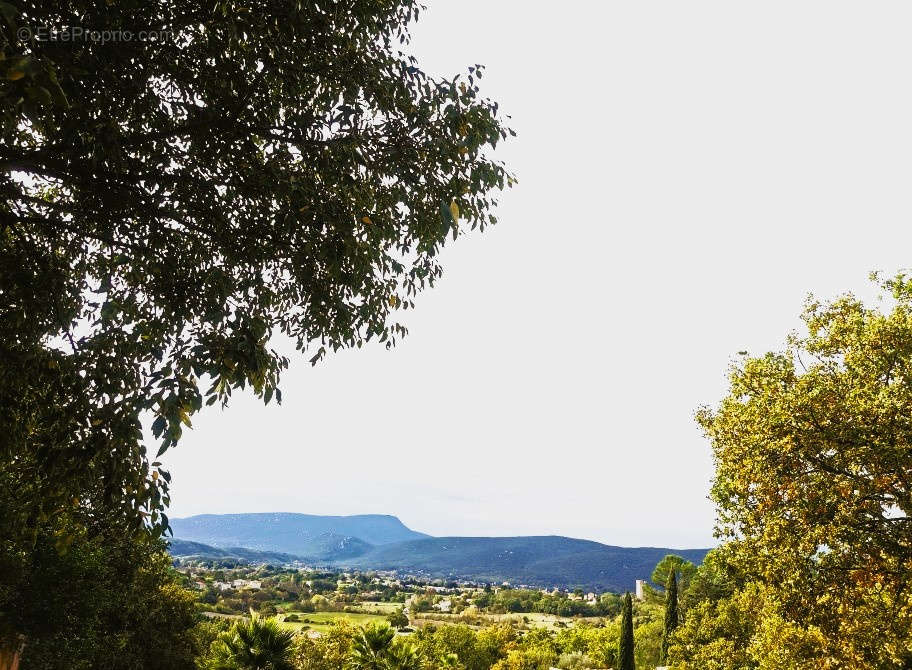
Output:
(340, 535), (709, 591)
(170, 512), (428, 557)
(168, 513), (710, 592)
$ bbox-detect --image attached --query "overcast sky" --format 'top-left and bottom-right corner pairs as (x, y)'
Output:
(164, 1), (912, 548)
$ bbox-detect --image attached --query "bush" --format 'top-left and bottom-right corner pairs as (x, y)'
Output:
(556, 652), (598, 669)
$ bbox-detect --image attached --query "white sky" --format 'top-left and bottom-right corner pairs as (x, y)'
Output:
(164, 1), (912, 548)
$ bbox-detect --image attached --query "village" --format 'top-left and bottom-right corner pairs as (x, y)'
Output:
(173, 556), (660, 637)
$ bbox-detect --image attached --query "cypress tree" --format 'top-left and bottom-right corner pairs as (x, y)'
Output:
(618, 591), (635, 670)
(661, 567), (679, 663)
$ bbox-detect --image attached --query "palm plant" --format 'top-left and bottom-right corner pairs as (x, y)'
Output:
(438, 652), (462, 669)
(347, 623), (396, 670)
(203, 613), (296, 670)
(386, 639), (421, 670)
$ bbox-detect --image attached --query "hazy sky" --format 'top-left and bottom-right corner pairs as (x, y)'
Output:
(164, 1), (912, 547)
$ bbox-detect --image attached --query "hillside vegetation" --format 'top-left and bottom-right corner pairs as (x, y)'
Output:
(169, 517), (709, 592)
(344, 536), (708, 592)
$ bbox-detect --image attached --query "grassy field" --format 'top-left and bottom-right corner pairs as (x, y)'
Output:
(278, 611), (389, 633)
(203, 604), (597, 635)
(359, 601), (403, 614)
(412, 611), (605, 631)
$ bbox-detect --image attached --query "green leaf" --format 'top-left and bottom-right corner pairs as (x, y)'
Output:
(151, 415), (166, 437)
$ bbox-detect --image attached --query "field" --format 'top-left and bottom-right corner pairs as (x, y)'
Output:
(278, 610), (389, 633)
(200, 607), (392, 634)
(411, 610), (607, 631)
(357, 601), (403, 614)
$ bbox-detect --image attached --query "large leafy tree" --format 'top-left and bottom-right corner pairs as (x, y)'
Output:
(7, 519), (201, 670)
(698, 274), (912, 668)
(0, 0), (511, 648)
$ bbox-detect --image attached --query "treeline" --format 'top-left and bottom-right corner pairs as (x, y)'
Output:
(473, 588), (624, 618)
(198, 611), (665, 670)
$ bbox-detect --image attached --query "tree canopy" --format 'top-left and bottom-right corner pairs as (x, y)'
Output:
(650, 554), (696, 591)
(689, 273), (912, 667)
(0, 0), (512, 545)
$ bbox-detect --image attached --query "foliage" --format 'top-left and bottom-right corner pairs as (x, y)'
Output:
(490, 628), (555, 670)
(661, 567), (678, 663)
(413, 623), (513, 670)
(696, 274), (912, 668)
(0, 0), (513, 579)
(650, 554), (697, 591)
(387, 607), (409, 630)
(201, 613), (295, 670)
(476, 588), (617, 618)
(632, 616), (662, 669)
(678, 548), (735, 612)
(341, 622), (422, 670)
(5, 519), (199, 670)
(348, 622), (396, 670)
(293, 621), (357, 670)
(385, 638), (422, 670)
(617, 593), (634, 670)
(554, 652), (598, 669)
(667, 583), (760, 670)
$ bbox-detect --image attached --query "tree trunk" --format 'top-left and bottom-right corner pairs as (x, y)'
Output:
(0, 635), (25, 670)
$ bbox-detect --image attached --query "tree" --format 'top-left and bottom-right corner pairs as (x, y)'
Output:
(618, 593), (635, 670)
(661, 567), (678, 663)
(413, 623), (509, 670)
(387, 607), (409, 631)
(697, 273), (912, 668)
(6, 518), (200, 670)
(293, 621), (356, 670)
(0, 0), (512, 653)
(202, 614), (295, 670)
(665, 584), (760, 670)
(678, 549), (735, 612)
(650, 554), (696, 592)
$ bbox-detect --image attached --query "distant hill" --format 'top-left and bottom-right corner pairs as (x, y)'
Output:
(168, 539), (304, 564)
(169, 513), (427, 558)
(339, 536), (710, 592)
(167, 514), (711, 592)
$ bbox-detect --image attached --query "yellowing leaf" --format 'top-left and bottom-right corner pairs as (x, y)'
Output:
(6, 70), (25, 81)
(449, 201), (459, 221)
(362, 216), (372, 224)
